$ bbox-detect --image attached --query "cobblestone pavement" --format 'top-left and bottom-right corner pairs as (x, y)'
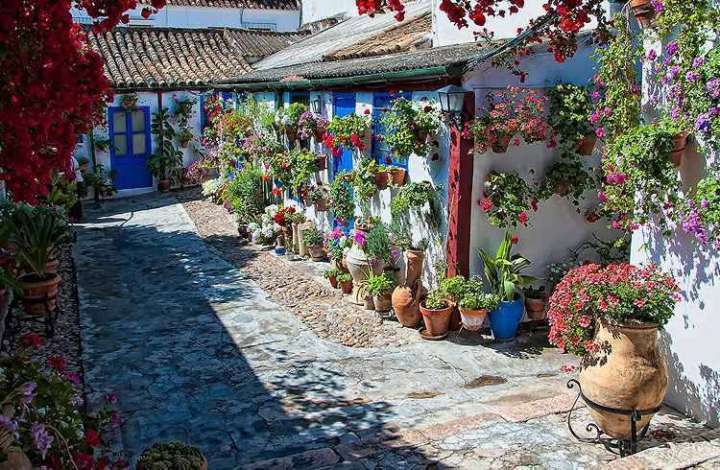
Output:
(75, 193), (719, 469)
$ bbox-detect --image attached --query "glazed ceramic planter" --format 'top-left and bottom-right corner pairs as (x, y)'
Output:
(579, 321), (667, 439)
(524, 297), (547, 321)
(459, 307), (488, 331)
(576, 135), (597, 156)
(419, 302), (453, 338)
(488, 299), (524, 341)
(629, 0), (655, 28)
(19, 273), (61, 317)
(274, 246), (286, 256)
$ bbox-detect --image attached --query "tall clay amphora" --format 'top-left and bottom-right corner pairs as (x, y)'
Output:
(345, 244), (372, 305)
(405, 249), (425, 287)
(579, 321), (668, 439)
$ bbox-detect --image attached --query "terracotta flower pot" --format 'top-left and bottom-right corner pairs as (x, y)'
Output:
(405, 249), (425, 287)
(554, 181), (570, 197)
(45, 258), (60, 275)
(579, 321), (668, 439)
(629, 0), (656, 28)
(315, 155), (327, 171)
(576, 134), (597, 156)
(459, 307), (488, 331)
(389, 167), (407, 186)
(420, 302), (453, 337)
(328, 276), (338, 289)
(373, 293), (392, 313)
(19, 273), (61, 317)
(340, 280), (353, 295)
(524, 297), (547, 321)
(308, 245), (325, 261)
(375, 171), (390, 190)
(491, 135), (512, 153)
(158, 179), (171, 192)
(670, 133), (688, 167)
(314, 199), (328, 212)
(391, 284), (424, 327)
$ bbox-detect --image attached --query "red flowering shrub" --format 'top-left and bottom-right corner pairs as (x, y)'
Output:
(272, 206), (296, 227)
(547, 263), (681, 356)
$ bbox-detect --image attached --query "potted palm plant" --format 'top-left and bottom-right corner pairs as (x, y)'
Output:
(137, 442), (207, 470)
(4, 204), (70, 317)
(367, 272), (395, 313)
(479, 232), (535, 341)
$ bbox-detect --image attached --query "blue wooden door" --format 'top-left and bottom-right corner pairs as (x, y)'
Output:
(109, 107), (152, 190)
(372, 92), (411, 168)
(332, 93), (356, 176)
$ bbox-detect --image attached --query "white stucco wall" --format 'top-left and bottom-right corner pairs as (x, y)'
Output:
(630, 36), (720, 427)
(301, 0), (358, 25)
(72, 6), (300, 31)
(74, 91), (204, 197)
(464, 44), (617, 291)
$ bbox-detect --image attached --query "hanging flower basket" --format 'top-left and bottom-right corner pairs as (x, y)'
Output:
(491, 135), (512, 153)
(629, 0), (656, 29)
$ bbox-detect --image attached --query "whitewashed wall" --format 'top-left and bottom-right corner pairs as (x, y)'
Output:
(432, 0), (619, 46)
(73, 90), (204, 197)
(301, 0), (358, 25)
(464, 44), (617, 287)
(630, 36), (720, 426)
(72, 6), (300, 31)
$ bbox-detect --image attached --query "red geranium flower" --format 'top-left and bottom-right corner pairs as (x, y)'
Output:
(479, 198), (493, 213)
(85, 428), (102, 448)
(48, 355), (67, 373)
(517, 211), (529, 226)
(21, 332), (43, 349)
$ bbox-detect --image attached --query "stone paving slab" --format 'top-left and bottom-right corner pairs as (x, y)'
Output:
(75, 194), (714, 469)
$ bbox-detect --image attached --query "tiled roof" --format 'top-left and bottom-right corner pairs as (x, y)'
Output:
(139, 0), (299, 9)
(85, 27), (307, 89)
(324, 12), (431, 61)
(253, 0), (432, 70)
(221, 42), (489, 86)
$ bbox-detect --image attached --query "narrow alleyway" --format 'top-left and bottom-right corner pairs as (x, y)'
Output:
(74, 194), (715, 469)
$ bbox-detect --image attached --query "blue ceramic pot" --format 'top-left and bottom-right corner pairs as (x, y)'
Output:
(274, 247), (287, 256)
(489, 299), (524, 341)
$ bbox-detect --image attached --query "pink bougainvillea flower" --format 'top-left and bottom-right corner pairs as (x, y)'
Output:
(517, 211), (529, 226)
(595, 127), (606, 138)
(353, 231), (366, 247)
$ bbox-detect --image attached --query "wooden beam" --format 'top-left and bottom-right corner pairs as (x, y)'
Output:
(445, 92), (475, 278)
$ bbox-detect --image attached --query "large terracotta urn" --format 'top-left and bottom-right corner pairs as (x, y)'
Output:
(579, 321), (668, 439)
(345, 245), (372, 305)
(405, 249), (425, 287)
(391, 281), (426, 327)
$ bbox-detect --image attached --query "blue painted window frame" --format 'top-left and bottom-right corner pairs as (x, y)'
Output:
(372, 91), (412, 169)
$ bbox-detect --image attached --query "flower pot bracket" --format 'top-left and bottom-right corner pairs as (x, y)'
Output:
(566, 379), (661, 457)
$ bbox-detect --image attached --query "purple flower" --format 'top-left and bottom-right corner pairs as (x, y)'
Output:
(667, 65), (680, 81)
(651, 0), (664, 12)
(31, 423), (54, 459)
(682, 207), (709, 244)
(706, 78), (720, 99)
(21, 382), (36, 404)
(686, 71), (700, 82)
(701, 199), (710, 209)
(353, 231), (366, 248)
(0, 416), (17, 432)
(603, 107), (613, 117)
(598, 191), (608, 203)
(695, 112), (712, 133)
(646, 49), (657, 61)
(595, 127), (606, 139)
(591, 90), (602, 102)
(693, 57), (705, 68)
(671, 107), (681, 120)
(64, 371), (81, 386)
(666, 41), (679, 56)
(589, 111), (601, 124)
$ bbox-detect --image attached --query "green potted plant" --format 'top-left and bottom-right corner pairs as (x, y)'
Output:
(537, 156), (593, 207)
(369, 161), (391, 190)
(364, 222), (392, 271)
(548, 83), (595, 154)
(352, 159), (379, 204)
(479, 232), (535, 340)
(458, 277), (500, 331)
(480, 171), (534, 229)
(308, 185), (329, 212)
(419, 288), (453, 339)
(149, 109), (183, 191)
(177, 128), (193, 148)
(324, 268), (340, 289)
(524, 285), (548, 321)
(289, 149), (320, 193)
(380, 97), (440, 158)
(366, 272), (395, 313)
(84, 164), (117, 199)
(137, 442), (207, 470)
(329, 173), (356, 224)
(337, 272), (353, 295)
(326, 113), (371, 152)
(302, 227), (325, 261)
(4, 204), (70, 317)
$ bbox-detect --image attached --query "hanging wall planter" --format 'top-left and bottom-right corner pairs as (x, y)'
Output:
(629, 0), (656, 29)
(375, 170), (390, 190)
(491, 135), (512, 153)
(670, 133), (689, 167)
(389, 167), (407, 186)
(576, 134), (597, 155)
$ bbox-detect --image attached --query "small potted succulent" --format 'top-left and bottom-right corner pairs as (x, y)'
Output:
(337, 272), (353, 295)
(366, 272), (395, 313)
(419, 289), (453, 339)
(302, 227), (325, 261)
(137, 442), (207, 470)
(324, 268), (340, 289)
(524, 285), (548, 320)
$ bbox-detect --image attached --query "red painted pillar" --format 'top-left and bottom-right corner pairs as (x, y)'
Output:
(445, 92), (475, 278)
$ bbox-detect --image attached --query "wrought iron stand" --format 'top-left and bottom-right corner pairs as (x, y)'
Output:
(566, 379), (660, 457)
